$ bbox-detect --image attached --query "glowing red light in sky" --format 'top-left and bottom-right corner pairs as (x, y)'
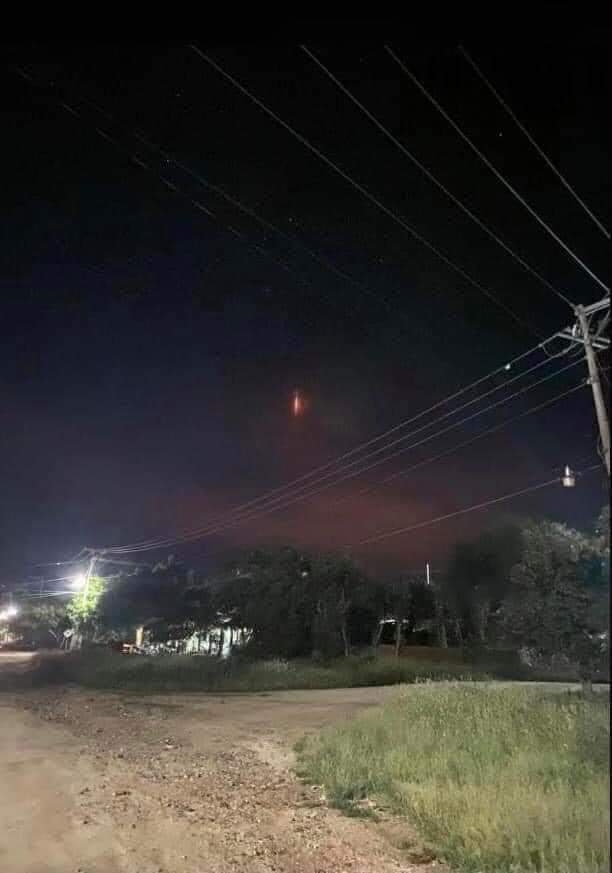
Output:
(292, 389), (303, 416)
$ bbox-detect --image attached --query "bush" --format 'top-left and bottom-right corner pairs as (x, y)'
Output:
(0, 650), (488, 693)
(297, 685), (610, 872)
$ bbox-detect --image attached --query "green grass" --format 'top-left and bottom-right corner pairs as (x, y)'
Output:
(2, 650), (488, 693)
(296, 685), (610, 873)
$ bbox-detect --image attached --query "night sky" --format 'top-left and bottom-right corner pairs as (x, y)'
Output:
(2, 34), (610, 585)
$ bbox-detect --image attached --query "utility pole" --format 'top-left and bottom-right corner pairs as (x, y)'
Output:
(555, 296), (610, 478)
(576, 305), (610, 477)
(72, 552), (97, 650)
(82, 553), (97, 609)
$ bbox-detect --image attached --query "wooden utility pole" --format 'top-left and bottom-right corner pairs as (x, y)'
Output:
(555, 296), (609, 477)
(576, 305), (610, 476)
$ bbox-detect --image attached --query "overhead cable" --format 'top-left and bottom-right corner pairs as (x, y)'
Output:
(12, 65), (425, 347)
(190, 45), (539, 336)
(11, 68), (338, 310)
(105, 355), (583, 553)
(385, 45), (608, 299)
(132, 130), (409, 325)
(302, 45), (572, 309)
(350, 463), (601, 546)
(331, 378), (587, 506)
(104, 334), (558, 552)
(458, 45), (610, 240)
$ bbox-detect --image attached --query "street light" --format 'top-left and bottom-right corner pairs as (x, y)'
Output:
(561, 465), (576, 488)
(70, 573), (87, 591)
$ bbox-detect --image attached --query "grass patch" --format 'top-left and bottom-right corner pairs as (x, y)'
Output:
(296, 685), (610, 873)
(1, 650), (488, 693)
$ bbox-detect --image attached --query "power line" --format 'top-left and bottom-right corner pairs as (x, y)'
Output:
(331, 379), (587, 506)
(19, 578), (119, 600)
(188, 354), (583, 529)
(21, 590), (76, 599)
(103, 335), (555, 552)
(232, 355), (559, 495)
(94, 556), (151, 568)
(69, 547), (91, 562)
(131, 131), (409, 327)
(12, 65), (426, 352)
(190, 45), (539, 337)
(90, 103), (412, 328)
(385, 45), (608, 299)
(18, 59), (496, 352)
(105, 354), (583, 554)
(301, 45), (571, 311)
(104, 343), (578, 554)
(11, 68), (346, 317)
(458, 45), (610, 241)
(29, 573), (85, 585)
(16, 59), (576, 561)
(96, 298), (593, 555)
(206, 342), (556, 515)
(350, 463), (601, 547)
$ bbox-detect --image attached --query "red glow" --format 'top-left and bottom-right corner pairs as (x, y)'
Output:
(292, 390), (303, 416)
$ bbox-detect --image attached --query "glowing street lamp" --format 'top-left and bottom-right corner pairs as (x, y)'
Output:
(70, 573), (87, 591)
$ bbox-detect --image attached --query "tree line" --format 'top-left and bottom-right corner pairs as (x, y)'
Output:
(11, 507), (609, 681)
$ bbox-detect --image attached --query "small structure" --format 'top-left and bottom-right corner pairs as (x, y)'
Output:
(184, 620), (251, 658)
(138, 615), (252, 658)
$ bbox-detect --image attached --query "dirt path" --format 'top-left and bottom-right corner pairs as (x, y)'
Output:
(0, 700), (127, 872)
(1, 684), (438, 873)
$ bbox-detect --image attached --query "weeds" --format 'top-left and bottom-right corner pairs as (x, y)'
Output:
(2, 650), (488, 692)
(297, 685), (610, 873)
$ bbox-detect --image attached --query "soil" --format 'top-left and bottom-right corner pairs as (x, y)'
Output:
(0, 673), (445, 873)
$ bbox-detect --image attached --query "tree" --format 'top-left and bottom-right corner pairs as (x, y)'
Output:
(595, 504), (610, 550)
(213, 547), (376, 659)
(382, 577), (436, 655)
(385, 578), (411, 657)
(499, 519), (609, 691)
(10, 601), (70, 648)
(214, 547), (313, 658)
(67, 575), (106, 644)
(445, 525), (522, 644)
(97, 557), (214, 642)
(309, 553), (371, 657)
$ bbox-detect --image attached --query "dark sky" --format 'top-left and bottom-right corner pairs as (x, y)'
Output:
(1, 34), (610, 585)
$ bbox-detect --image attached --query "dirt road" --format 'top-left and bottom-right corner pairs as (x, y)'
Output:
(0, 680), (437, 873)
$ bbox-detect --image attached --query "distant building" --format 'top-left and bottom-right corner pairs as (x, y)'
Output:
(139, 615), (251, 658)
